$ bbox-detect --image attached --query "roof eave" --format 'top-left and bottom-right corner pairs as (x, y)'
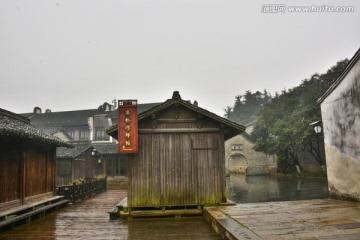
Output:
(106, 97), (245, 140)
(317, 47), (360, 104)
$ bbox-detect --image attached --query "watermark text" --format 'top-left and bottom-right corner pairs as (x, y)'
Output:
(261, 4), (354, 13)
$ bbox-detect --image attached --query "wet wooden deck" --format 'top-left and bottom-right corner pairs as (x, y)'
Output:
(0, 190), (219, 239)
(205, 198), (360, 240)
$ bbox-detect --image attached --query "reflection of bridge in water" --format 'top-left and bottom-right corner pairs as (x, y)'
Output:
(0, 190), (218, 240)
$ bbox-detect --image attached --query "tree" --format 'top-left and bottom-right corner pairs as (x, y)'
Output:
(224, 90), (272, 125)
(251, 59), (349, 173)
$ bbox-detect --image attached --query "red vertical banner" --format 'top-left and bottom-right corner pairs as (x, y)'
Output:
(118, 100), (138, 154)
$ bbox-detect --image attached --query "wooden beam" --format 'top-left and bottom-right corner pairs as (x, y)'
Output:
(156, 119), (198, 123)
(138, 128), (220, 134)
(128, 209), (202, 217)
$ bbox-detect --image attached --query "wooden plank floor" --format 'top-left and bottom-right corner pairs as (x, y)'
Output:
(0, 190), (219, 240)
(217, 198), (360, 240)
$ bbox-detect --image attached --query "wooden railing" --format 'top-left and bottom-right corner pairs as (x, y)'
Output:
(56, 177), (107, 204)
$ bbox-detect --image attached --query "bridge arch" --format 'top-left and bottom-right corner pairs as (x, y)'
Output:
(228, 153), (248, 174)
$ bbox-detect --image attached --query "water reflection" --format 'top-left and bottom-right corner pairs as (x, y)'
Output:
(126, 217), (217, 240)
(226, 174), (329, 203)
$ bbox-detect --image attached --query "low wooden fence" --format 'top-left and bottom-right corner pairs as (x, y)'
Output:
(56, 177), (107, 204)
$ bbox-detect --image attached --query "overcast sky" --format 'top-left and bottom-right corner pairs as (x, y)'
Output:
(1, 0), (359, 116)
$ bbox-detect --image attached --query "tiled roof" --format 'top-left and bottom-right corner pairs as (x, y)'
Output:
(57, 142), (93, 158)
(22, 109), (108, 127)
(92, 142), (118, 154)
(0, 108), (72, 147)
(37, 126), (72, 140)
(107, 91), (245, 140)
(57, 142), (118, 158)
(37, 126), (64, 134)
(137, 103), (162, 114)
(318, 47), (360, 103)
(21, 103), (161, 128)
(241, 132), (255, 143)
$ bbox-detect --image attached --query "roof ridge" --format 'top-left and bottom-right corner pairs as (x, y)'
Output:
(106, 92), (246, 139)
(21, 102), (164, 115)
(0, 108), (30, 123)
(1, 108), (72, 148)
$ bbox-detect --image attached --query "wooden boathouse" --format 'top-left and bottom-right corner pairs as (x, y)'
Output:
(56, 143), (97, 186)
(107, 91), (245, 214)
(0, 108), (71, 229)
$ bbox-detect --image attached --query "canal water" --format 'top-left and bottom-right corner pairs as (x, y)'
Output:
(226, 174), (329, 203)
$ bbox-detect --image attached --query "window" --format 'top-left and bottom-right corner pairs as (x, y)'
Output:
(95, 128), (108, 140)
(96, 130), (104, 138)
(80, 130), (89, 140)
(231, 144), (243, 151)
(67, 131), (74, 139)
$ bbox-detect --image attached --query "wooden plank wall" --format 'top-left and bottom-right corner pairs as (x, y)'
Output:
(128, 133), (225, 207)
(56, 159), (73, 186)
(24, 142), (56, 198)
(46, 148), (55, 192)
(83, 149), (96, 178)
(0, 139), (56, 206)
(128, 106), (226, 207)
(73, 158), (86, 180)
(0, 139), (20, 204)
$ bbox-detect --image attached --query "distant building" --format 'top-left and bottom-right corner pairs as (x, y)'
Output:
(225, 118), (326, 175)
(56, 143), (97, 186)
(225, 121), (277, 175)
(22, 103), (118, 143)
(318, 47), (360, 201)
(22, 102), (160, 181)
(0, 108), (71, 211)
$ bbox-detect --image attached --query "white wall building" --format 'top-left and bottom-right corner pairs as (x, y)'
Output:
(318, 48), (360, 201)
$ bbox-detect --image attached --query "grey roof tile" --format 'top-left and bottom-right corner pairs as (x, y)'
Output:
(21, 103), (161, 128)
(92, 142), (118, 154)
(0, 108), (72, 147)
(57, 142), (118, 158)
(57, 142), (92, 158)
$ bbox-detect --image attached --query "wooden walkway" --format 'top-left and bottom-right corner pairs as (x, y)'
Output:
(205, 198), (360, 240)
(0, 190), (219, 240)
(3, 189), (360, 240)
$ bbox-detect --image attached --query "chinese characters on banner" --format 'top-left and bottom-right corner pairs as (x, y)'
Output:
(118, 100), (138, 153)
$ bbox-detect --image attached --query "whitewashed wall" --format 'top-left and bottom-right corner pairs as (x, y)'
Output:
(320, 55), (360, 201)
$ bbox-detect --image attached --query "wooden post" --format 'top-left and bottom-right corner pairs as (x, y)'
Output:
(20, 141), (25, 205)
(72, 182), (76, 204)
(45, 147), (48, 194)
(52, 149), (56, 196)
(104, 176), (107, 191)
(18, 141), (24, 205)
